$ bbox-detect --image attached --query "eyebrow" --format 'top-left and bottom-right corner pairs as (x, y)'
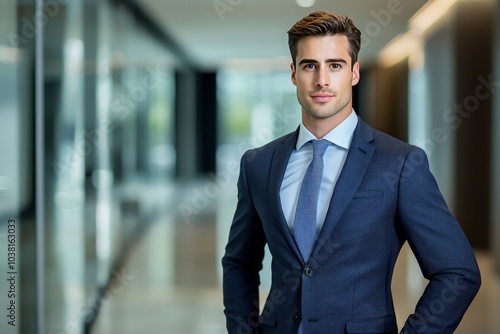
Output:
(298, 58), (348, 66)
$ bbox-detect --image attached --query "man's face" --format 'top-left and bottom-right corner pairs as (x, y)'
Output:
(291, 35), (360, 124)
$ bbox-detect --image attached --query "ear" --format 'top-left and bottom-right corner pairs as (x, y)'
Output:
(351, 61), (360, 86)
(290, 63), (297, 86)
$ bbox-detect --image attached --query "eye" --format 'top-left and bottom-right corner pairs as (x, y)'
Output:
(330, 63), (342, 69)
(303, 64), (316, 70)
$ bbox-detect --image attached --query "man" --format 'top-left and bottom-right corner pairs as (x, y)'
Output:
(222, 11), (480, 334)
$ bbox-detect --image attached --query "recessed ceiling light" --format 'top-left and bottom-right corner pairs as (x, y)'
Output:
(409, 0), (456, 34)
(296, 0), (316, 8)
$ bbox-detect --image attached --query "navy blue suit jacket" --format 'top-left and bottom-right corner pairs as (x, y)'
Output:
(222, 118), (480, 334)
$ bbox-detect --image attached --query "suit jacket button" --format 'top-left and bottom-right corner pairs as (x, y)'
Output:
(304, 267), (314, 277)
(294, 312), (301, 322)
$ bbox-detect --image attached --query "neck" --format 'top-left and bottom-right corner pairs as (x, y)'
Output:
(302, 106), (353, 139)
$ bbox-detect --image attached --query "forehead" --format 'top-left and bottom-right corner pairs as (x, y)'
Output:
(296, 35), (351, 62)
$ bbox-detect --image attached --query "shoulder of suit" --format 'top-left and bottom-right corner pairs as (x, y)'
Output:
(368, 125), (424, 157)
(248, 130), (296, 153)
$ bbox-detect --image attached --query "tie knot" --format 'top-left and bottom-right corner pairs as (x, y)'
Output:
(311, 139), (329, 157)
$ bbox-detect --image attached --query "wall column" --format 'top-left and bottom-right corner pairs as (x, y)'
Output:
(174, 70), (198, 179)
(453, 1), (494, 249)
(196, 71), (217, 174)
(492, 0), (500, 275)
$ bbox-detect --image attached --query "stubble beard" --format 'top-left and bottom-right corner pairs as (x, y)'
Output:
(301, 92), (352, 121)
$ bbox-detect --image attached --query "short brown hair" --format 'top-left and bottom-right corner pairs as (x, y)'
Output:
(287, 11), (361, 68)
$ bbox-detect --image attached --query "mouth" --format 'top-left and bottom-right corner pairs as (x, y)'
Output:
(311, 94), (334, 103)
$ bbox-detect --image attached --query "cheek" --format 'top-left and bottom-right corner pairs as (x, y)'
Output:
(337, 74), (354, 88)
(295, 78), (308, 92)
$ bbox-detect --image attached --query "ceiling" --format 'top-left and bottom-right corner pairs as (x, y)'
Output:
(138, 0), (429, 69)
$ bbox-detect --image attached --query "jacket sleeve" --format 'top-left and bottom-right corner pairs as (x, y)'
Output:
(397, 147), (481, 334)
(222, 151), (267, 334)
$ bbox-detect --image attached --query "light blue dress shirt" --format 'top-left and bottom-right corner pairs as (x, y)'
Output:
(279, 110), (358, 236)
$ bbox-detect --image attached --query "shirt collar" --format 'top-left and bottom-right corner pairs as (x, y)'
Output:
(296, 109), (359, 150)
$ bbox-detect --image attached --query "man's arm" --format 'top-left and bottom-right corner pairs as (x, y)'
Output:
(222, 151), (267, 334)
(397, 147), (481, 334)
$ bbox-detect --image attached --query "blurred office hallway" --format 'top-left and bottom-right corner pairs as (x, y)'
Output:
(90, 180), (229, 334)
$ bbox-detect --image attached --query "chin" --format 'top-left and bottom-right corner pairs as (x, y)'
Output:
(307, 111), (337, 120)
(309, 107), (342, 119)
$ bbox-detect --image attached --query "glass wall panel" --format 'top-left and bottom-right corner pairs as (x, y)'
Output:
(147, 72), (175, 180)
(43, 0), (87, 332)
(0, 0), (180, 333)
(0, 1), (35, 333)
(41, 1), (177, 333)
(81, 1), (177, 332)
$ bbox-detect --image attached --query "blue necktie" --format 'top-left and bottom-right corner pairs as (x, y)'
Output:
(294, 139), (330, 262)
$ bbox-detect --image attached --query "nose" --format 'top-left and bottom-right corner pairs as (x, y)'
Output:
(316, 66), (330, 87)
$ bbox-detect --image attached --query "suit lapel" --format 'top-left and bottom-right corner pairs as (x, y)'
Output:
(313, 118), (375, 255)
(268, 128), (304, 262)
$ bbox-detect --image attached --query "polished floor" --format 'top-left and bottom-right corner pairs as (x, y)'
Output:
(91, 179), (500, 334)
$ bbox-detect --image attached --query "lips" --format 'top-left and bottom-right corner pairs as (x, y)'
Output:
(311, 94), (333, 103)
